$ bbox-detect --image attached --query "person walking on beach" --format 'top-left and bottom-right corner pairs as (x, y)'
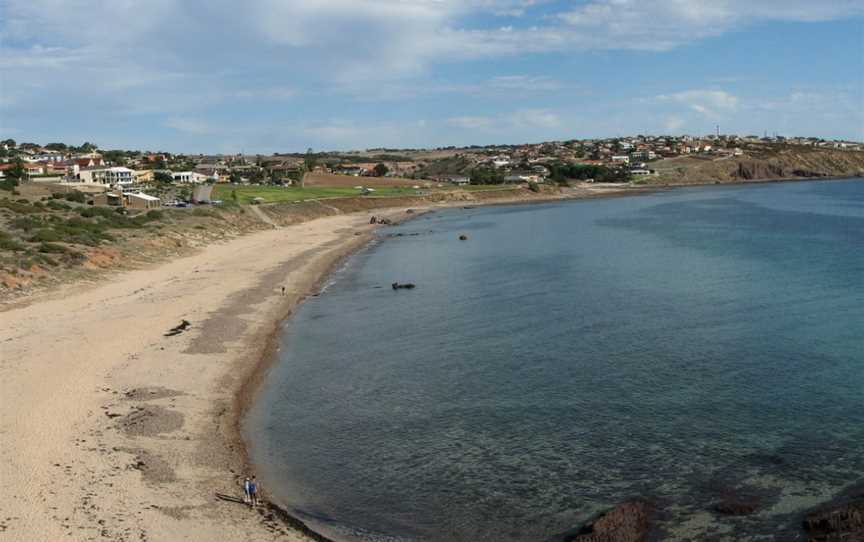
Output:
(243, 477), (252, 505)
(249, 476), (260, 507)
(281, 286), (286, 296)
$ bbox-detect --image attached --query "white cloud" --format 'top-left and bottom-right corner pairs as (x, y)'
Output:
(509, 109), (562, 129)
(447, 108), (561, 131)
(447, 116), (496, 130)
(557, 1), (864, 51)
(489, 75), (563, 91)
(232, 87), (297, 101)
(664, 116), (686, 132)
(164, 118), (217, 136)
(658, 90), (739, 117)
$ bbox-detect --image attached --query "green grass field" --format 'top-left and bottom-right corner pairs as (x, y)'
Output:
(212, 185), (420, 204)
(212, 184), (516, 204)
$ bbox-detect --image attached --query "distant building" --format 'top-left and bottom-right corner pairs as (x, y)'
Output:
(172, 171), (208, 184)
(611, 155), (630, 164)
(629, 150), (656, 162)
(126, 192), (161, 209)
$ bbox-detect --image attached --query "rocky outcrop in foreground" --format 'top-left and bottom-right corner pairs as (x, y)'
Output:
(544, 500), (654, 542)
(804, 498), (864, 542)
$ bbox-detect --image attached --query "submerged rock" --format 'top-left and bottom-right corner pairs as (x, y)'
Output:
(803, 498), (864, 541)
(459, 234), (468, 241)
(713, 497), (759, 516)
(545, 499), (654, 542)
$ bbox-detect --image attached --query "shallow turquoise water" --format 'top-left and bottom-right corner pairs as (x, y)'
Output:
(245, 179), (864, 541)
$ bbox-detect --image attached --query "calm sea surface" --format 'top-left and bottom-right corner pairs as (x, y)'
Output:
(245, 179), (864, 541)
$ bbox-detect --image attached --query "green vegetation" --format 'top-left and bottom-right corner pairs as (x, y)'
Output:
(0, 230), (25, 251)
(469, 167), (506, 184)
(547, 163), (630, 184)
(212, 185), (418, 204)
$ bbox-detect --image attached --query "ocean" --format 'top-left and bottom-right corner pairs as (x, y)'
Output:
(244, 179), (864, 541)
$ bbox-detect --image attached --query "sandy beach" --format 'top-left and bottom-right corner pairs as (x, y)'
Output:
(0, 206), (412, 541)
(0, 186), (636, 541)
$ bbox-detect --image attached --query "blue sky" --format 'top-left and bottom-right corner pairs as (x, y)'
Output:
(1, 0), (862, 153)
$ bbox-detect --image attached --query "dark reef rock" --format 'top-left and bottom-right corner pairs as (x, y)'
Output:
(804, 498), (864, 541)
(546, 499), (654, 542)
(459, 234), (468, 240)
(713, 497), (759, 516)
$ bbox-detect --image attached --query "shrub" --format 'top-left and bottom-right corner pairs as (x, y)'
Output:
(46, 200), (71, 211)
(63, 192), (87, 203)
(10, 216), (44, 232)
(0, 199), (43, 214)
(30, 229), (61, 243)
(0, 231), (25, 252)
(38, 242), (68, 254)
(145, 209), (164, 220)
(527, 181), (541, 193)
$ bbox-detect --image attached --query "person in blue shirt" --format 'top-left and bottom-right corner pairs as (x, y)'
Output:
(249, 476), (259, 507)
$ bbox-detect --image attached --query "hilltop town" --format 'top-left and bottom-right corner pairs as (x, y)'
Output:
(2, 134), (863, 202)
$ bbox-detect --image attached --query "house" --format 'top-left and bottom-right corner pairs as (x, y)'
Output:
(74, 157), (105, 168)
(0, 162), (45, 176)
(611, 155), (630, 164)
(503, 173), (542, 183)
(33, 151), (66, 162)
(629, 150), (656, 162)
(334, 165), (367, 176)
(172, 171), (208, 184)
(126, 192), (161, 209)
(437, 175), (470, 185)
(77, 166), (134, 187)
(134, 169), (154, 183)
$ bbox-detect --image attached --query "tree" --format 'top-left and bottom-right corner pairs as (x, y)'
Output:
(45, 143), (68, 151)
(154, 170), (174, 184)
(373, 163), (389, 177)
(2, 157), (27, 189)
(298, 148), (317, 188)
(470, 167), (505, 185)
(102, 150), (128, 165)
(1, 138), (16, 148)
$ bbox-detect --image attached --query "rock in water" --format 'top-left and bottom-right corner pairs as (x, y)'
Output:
(570, 500), (653, 542)
(804, 499), (864, 541)
(459, 234), (468, 241)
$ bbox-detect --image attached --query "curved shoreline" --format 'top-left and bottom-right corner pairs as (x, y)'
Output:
(232, 176), (864, 542)
(3, 178), (859, 541)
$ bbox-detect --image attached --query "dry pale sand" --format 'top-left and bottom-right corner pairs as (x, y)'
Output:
(0, 186), (634, 542)
(0, 208), (413, 541)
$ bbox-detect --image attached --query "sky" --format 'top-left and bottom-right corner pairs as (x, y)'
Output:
(1, 0), (863, 153)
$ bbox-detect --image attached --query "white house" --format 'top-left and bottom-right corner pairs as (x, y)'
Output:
(611, 155), (630, 164)
(172, 171), (208, 184)
(77, 166), (134, 187)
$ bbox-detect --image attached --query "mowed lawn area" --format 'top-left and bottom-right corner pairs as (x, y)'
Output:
(212, 185), (420, 204)
(213, 183), (518, 204)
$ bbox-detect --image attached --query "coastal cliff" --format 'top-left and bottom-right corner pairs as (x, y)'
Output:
(651, 147), (864, 185)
